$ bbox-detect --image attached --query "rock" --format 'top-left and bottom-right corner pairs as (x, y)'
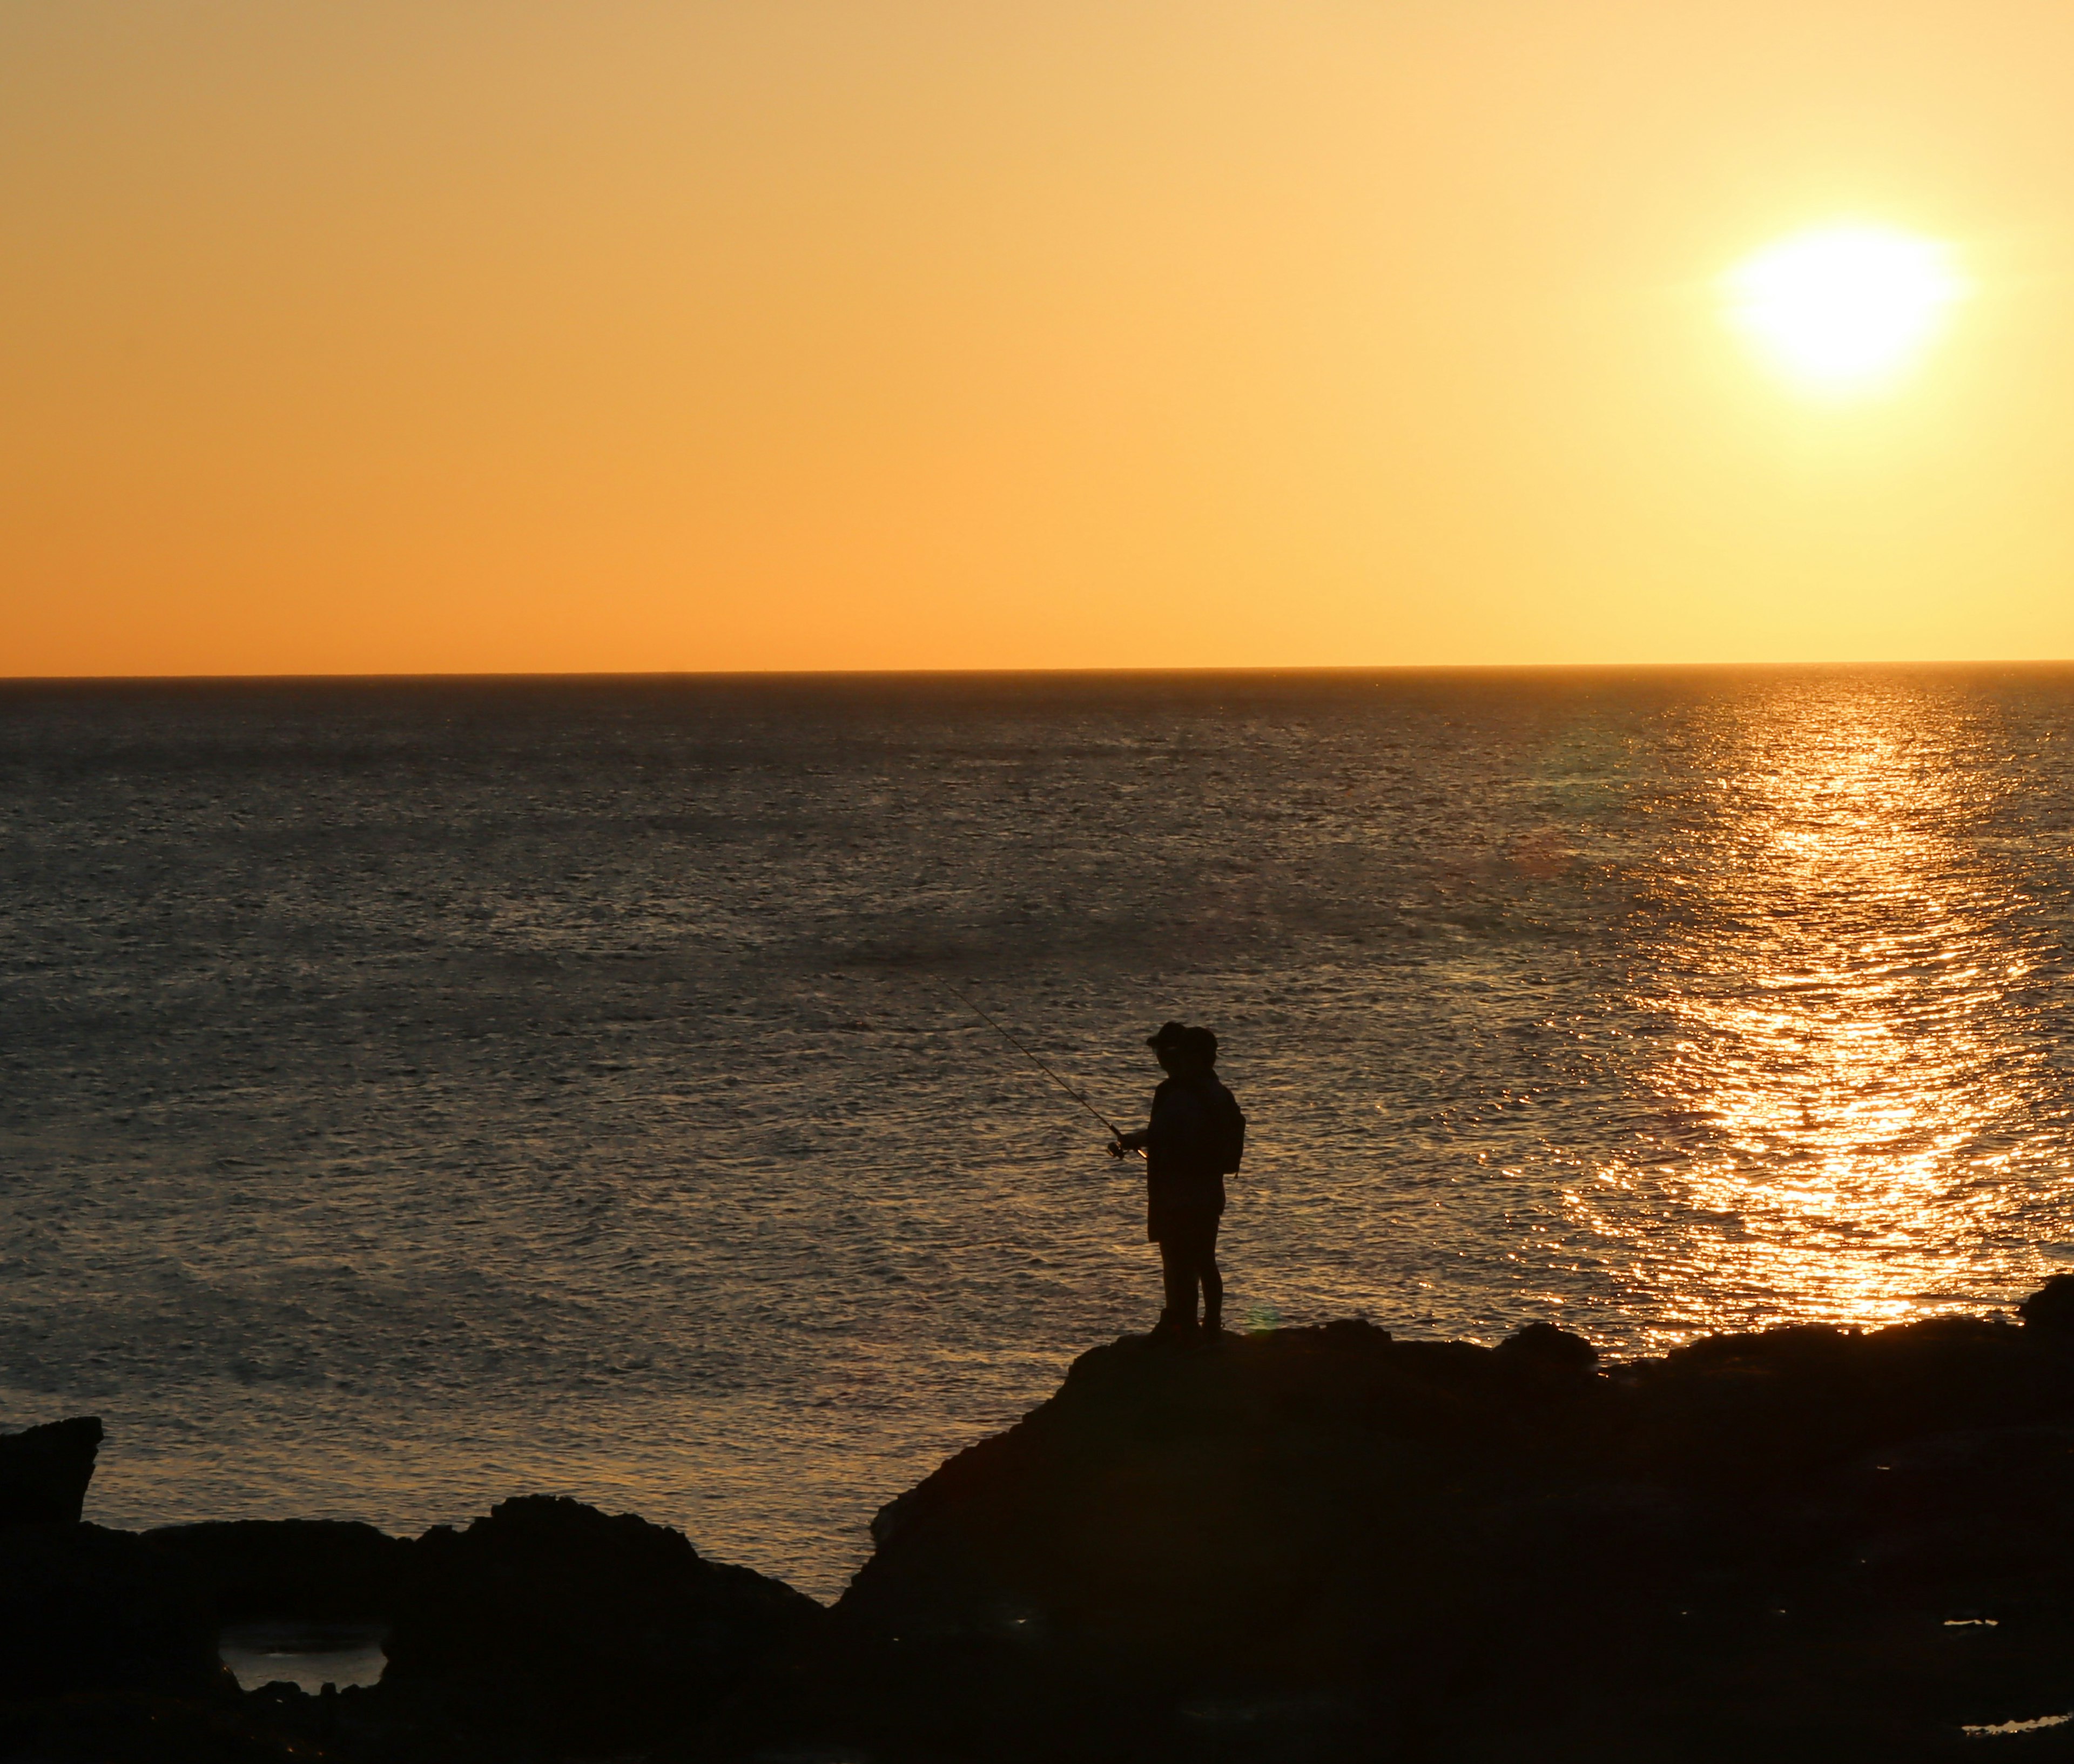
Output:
(0, 1523), (225, 1702)
(0, 1688), (309, 1763)
(382, 1494), (823, 1758)
(1493, 1320), (1599, 1371)
(0, 1415), (102, 1526)
(0, 1497), (823, 1763)
(25, 1288), (2074, 1760)
(143, 1518), (408, 1624)
(2021, 1272), (2074, 1334)
(0, 1422), (234, 1727)
(714, 1293), (2074, 1763)
(0, 1419), (820, 1762)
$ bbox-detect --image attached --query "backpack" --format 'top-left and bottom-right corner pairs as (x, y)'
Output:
(1207, 1080), (1247, 1176)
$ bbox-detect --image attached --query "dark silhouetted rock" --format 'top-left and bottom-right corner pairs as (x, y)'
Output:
(30, 1291), (2074, 1761)
(2021, 1272), (2074, 1334)
(0, 1415), (102, 1526)
(0, 1689), (311, 1763)
(1494, 1319), (1599, 1371)
(0, 1418), (238, 1741)
(143, 1518), (408, 1624)
(710, 1290), (2074, 1764)
(381, 1494), (822, 1758)
(0, 1523), (225, 1703)
(0, 1491), (821, 1763)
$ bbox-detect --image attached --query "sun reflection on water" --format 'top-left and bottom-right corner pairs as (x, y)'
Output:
(1573, 680), (2066, 1343)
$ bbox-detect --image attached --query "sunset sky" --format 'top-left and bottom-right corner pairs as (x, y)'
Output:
(8, 0), (2074, 676)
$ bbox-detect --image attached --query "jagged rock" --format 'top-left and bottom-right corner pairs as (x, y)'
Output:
(380, 1494), (823, 1758)
(143, 1518), (408, 1623)
(1493, 1319), (1599, 1371)
(712, 1295), (2074, 1764)
(26, 1292), (2074, 1761)
(2021, 1272), (2074, 1334)
(0, 1523), (225, 1702)
(0, 1480), (821, 1762)
(0, 1689), (309, 1763)
(0, 1415), (102, 1526)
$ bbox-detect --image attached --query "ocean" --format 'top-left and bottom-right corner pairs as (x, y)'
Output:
(6, 666), (2074, 1599)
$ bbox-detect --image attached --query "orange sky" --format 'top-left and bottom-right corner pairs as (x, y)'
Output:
(6, 0), (2074, 675)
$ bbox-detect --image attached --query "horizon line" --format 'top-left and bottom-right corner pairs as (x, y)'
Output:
(7, 657), (2074, 687)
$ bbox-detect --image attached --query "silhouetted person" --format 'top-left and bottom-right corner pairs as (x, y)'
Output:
(1110, 1021), (1245, 1338)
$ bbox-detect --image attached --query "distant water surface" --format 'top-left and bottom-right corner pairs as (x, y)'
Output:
(6, 668), (2074, 1598)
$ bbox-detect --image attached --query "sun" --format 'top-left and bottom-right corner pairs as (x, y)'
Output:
(1722, 223), (1969, 394)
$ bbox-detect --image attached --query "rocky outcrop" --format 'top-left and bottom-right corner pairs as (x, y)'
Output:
(374, 1495), (824, 1758)
(0, 1523), (227, 1704)
(0, 1414), (102, 1526)
(143, 1518), (408, 1624)
(2021, 1271), (2074, 1335)
(0, 1412), (819, 1764)
(0, 1416), (230, 1715)
(27, 1293), (2074, 1761)
(713, 1305), (2074, 1763)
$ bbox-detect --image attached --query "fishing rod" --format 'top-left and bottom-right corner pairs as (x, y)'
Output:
(921, 975), (1134, 1146)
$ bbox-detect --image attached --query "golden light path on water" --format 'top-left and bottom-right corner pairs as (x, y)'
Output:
(1572, 678), (2068, 1343)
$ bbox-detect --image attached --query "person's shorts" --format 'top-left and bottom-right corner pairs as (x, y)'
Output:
(1152, 1208), (1221, 1257)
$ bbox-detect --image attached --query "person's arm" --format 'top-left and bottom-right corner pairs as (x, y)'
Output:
(1133, 1084), (1207, 1154)
(1109, 1083), (1174, 1156)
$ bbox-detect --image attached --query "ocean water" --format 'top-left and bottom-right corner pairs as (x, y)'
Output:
(8, 666), (2074, 1600)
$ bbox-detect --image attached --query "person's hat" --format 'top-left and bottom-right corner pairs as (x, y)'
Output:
(1147, 1021), (1219, 1065)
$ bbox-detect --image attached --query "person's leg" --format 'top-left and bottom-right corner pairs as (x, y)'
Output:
(1199, 1218), (1223, 1334)
(1157, 1236), (1195, 1331)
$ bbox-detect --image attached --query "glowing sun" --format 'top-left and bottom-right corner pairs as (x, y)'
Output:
(1723, 224), (1969, 394)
